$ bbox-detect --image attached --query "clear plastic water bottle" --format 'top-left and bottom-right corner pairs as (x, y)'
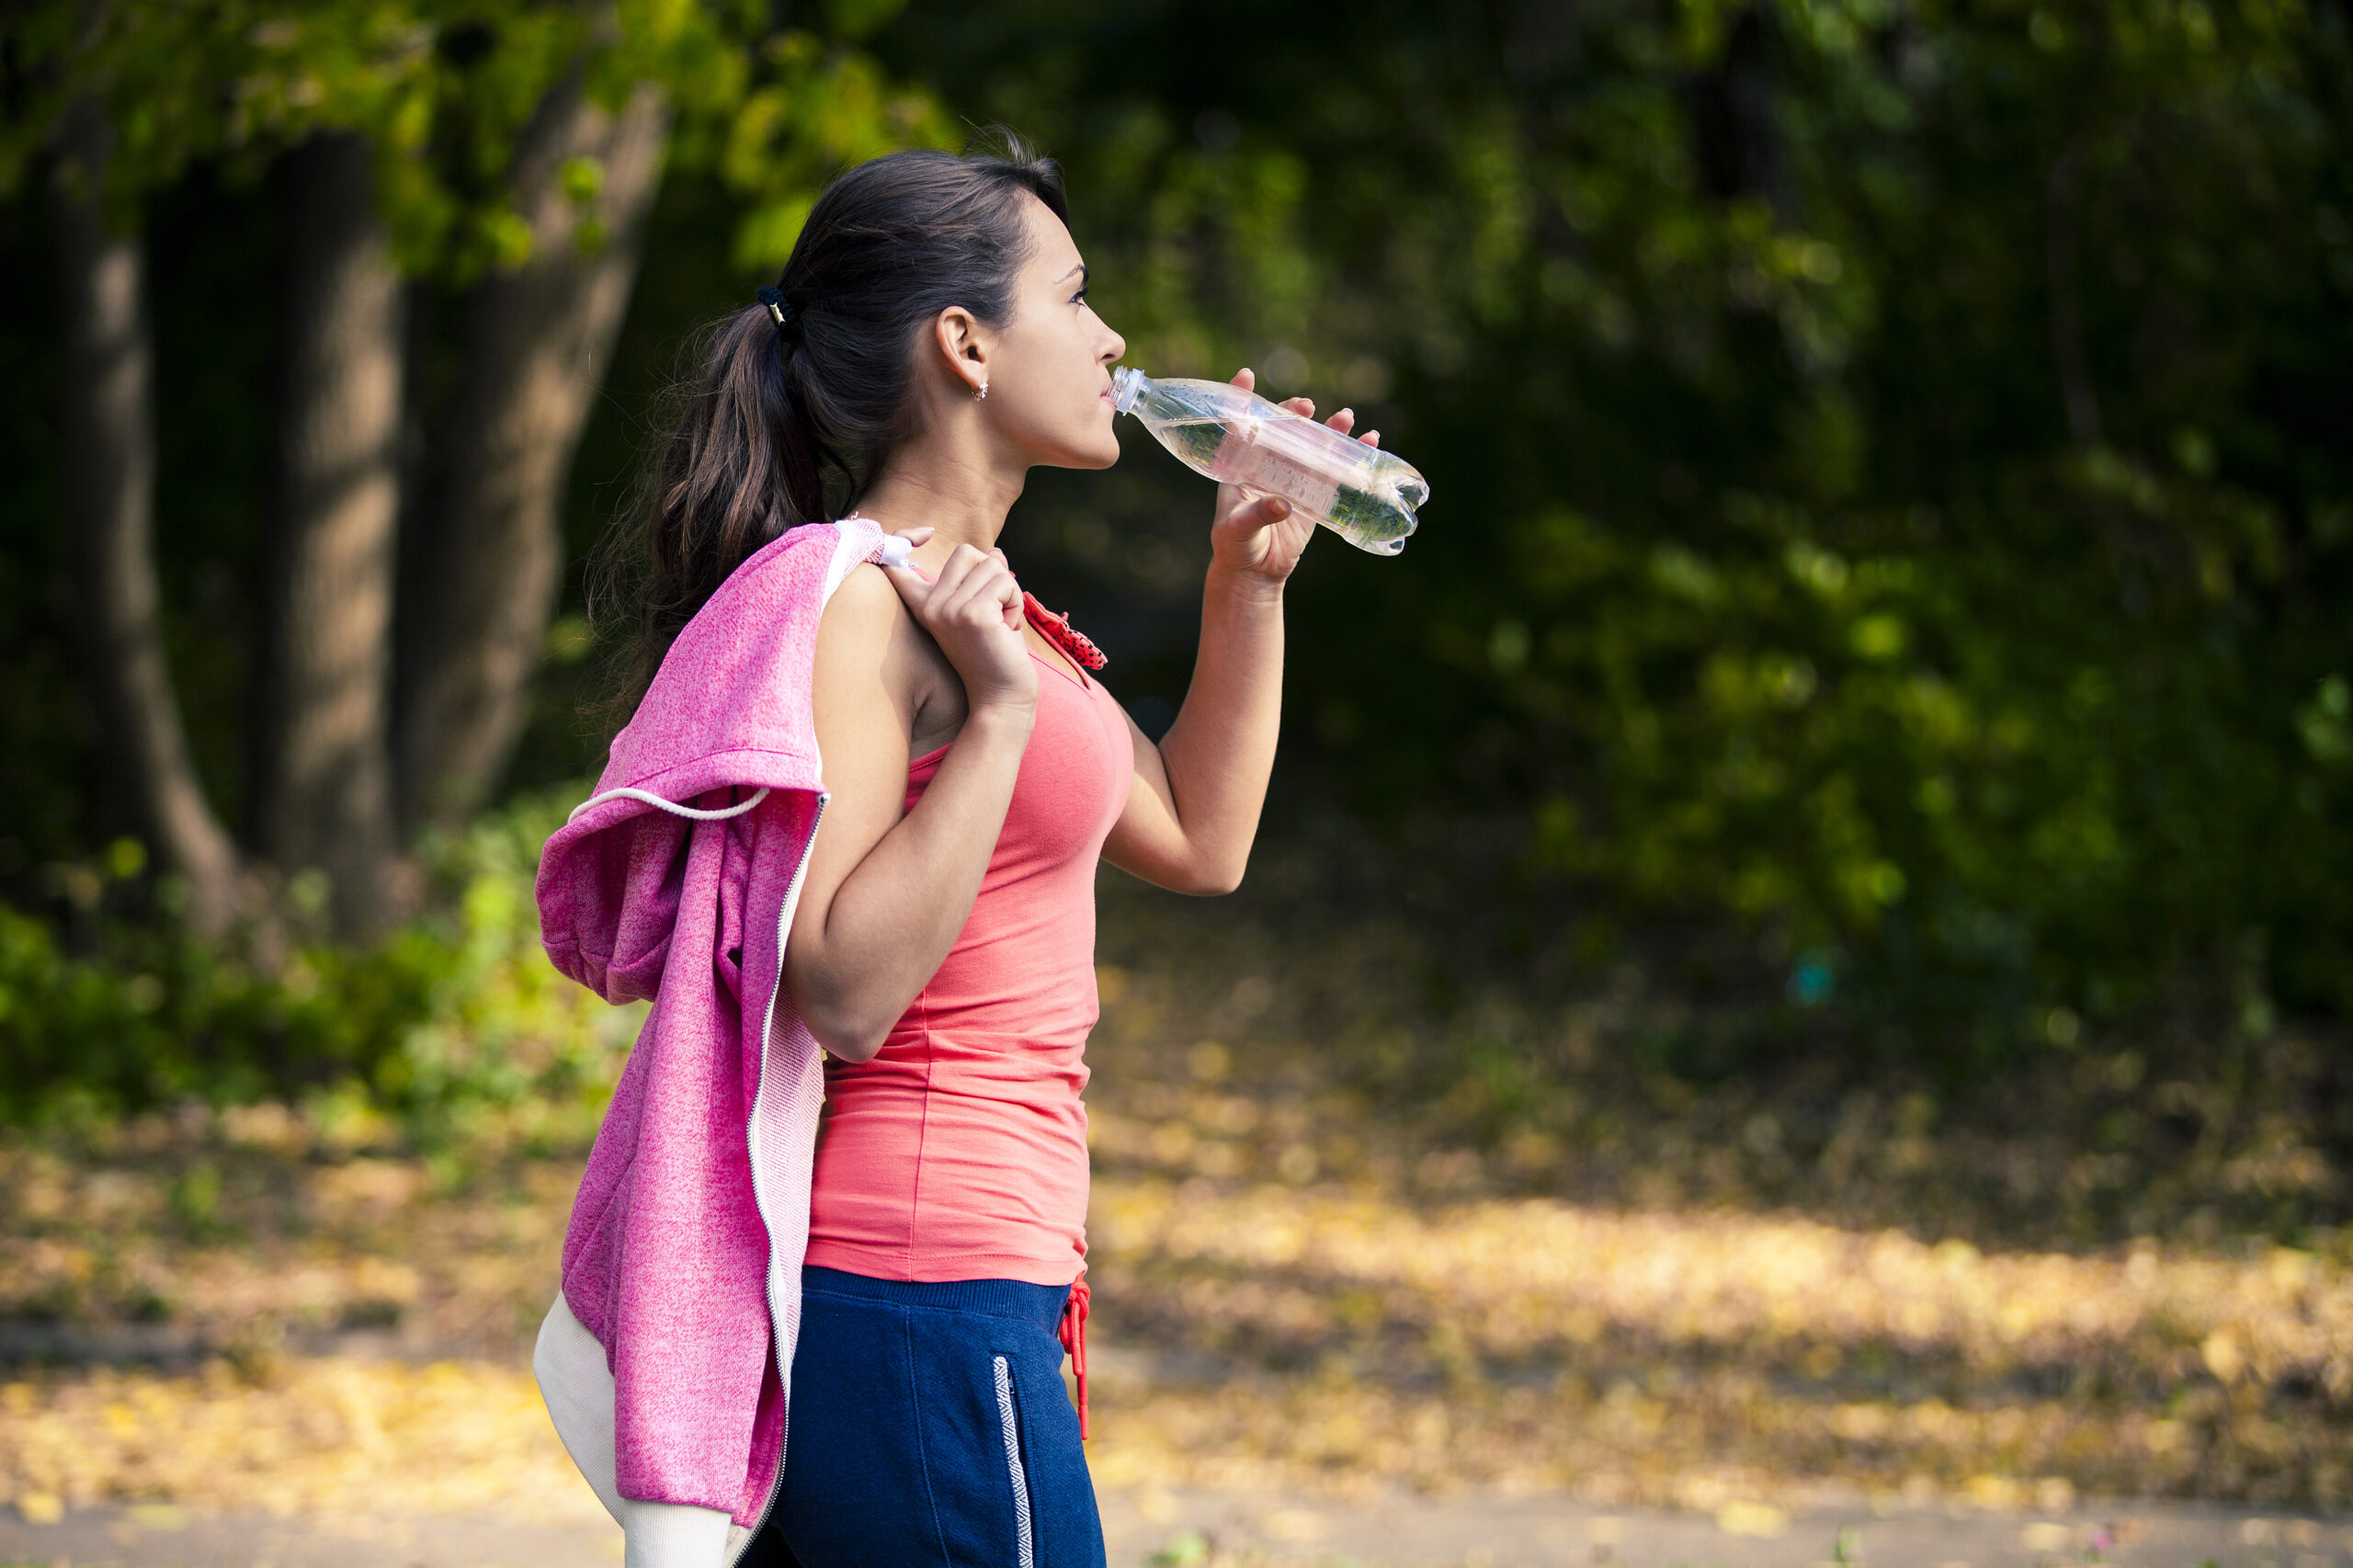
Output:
(1110, 367), (1428, 556)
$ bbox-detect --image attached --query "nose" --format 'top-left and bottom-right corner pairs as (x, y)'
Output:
(1100, 326), (1126, 365)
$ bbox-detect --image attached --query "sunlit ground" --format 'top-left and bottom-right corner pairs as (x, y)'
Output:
(1083, 1172), (2351, 1514)
(3, 1090), (2347, 1536)
(6, 874), (2351, 1541)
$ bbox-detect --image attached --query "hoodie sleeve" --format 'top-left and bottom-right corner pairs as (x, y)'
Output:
(540, 804), (692, 1005)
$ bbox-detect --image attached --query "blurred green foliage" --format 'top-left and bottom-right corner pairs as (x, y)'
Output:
(5, 0), (2352, 1109)
(2, 0), (949, 278)
(0, 790), (635, 1133)
(882, 0), (2353, 1052)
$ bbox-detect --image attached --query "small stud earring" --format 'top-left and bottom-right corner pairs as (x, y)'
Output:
(975, 381), (988, 401)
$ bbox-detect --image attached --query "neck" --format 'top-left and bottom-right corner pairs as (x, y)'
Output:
(854, 410), (1028, 564)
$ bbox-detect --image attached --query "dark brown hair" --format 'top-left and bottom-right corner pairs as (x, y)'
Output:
(594, 135), (1067, 725)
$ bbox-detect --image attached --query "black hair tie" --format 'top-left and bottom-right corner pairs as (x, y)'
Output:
(756, 285), (798, 334)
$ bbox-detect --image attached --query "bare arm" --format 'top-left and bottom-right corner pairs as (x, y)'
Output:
(1104, 372), (1374, 895)
(785, 544), (1037, 1062)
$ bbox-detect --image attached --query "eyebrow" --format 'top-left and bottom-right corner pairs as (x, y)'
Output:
(1059, 263), (1088, 284)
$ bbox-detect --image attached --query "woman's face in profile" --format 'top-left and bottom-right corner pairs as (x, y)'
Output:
(981, 193), (1128, 472)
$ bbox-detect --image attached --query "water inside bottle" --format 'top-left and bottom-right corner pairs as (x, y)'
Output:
(1113, 369), (1426, 556)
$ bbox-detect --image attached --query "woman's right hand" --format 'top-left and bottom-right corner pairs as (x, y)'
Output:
(881, 542), (1038, 714)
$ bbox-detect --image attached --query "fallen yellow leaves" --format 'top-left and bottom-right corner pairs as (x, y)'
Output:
(7, 1034), (2353, 1530)
(1091, 1178), (2353, 1390)
(1082, 1176), (2353, 1509)
(0, 1357), (607, 1526)
(0, 1134), (571, 1358)
(1713, 1500), (1787, 1536)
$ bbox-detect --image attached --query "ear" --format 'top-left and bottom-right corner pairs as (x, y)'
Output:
(930, 306), (991, 398)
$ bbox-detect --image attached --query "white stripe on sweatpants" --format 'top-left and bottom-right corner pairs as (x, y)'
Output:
(993, 1355), (1035, 1568)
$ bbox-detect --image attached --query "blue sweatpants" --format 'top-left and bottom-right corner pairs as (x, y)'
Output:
(744, 1266), (1106, 1568)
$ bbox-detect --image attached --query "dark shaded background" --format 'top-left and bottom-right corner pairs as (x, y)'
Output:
(6, 0), (2353, 1109)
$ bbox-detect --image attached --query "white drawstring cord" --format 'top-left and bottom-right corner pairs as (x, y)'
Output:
(565, 785), (771, 825)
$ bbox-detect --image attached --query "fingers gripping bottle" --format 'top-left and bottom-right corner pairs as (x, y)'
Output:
(1110, 368), (1429, 556)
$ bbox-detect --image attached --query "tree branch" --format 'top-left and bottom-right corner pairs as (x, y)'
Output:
(395, 75), (671, 827)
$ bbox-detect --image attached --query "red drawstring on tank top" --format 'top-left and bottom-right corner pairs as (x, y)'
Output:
(1024, 593), (1108, 672)
(1058, 1273), (1090, 1439)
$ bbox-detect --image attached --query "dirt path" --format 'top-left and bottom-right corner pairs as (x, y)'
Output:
(4, 1487), (2343, 1567)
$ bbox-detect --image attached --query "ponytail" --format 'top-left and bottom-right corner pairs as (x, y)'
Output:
(592, 134), (1067, 728)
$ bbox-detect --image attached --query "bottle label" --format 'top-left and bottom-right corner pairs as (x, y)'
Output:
(1220, 420), (1341, 519)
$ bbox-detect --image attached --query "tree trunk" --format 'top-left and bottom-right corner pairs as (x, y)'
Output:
(1688, 6), (1794, 222)
(2047, 148), (2105, 447)
(253, 131), (405, 940)
(51, 97), (246, 940)
(395, 77), (669, 827)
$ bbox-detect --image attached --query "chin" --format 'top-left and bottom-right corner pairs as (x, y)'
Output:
(1029, 409), (1123, 470)
(1043, 432), (1123, 471)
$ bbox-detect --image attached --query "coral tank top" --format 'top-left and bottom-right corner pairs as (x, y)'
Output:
(803, 617), (1133, 1285)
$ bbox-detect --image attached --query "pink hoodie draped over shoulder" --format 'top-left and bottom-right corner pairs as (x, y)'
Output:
(532, 518), (902, 1552)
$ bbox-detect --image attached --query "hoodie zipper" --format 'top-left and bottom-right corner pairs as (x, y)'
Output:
(727, 790), (826, 1567)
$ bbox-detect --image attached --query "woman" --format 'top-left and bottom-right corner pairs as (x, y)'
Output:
(534, 140), (1372, 1568)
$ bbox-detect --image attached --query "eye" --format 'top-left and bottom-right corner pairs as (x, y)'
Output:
(1070, 285), (1089, 305)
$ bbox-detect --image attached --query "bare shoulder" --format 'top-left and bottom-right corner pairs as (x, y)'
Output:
(817, 559), (941, 723)
(820, 561), (908, 631)
(815, 562), (922, 663)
